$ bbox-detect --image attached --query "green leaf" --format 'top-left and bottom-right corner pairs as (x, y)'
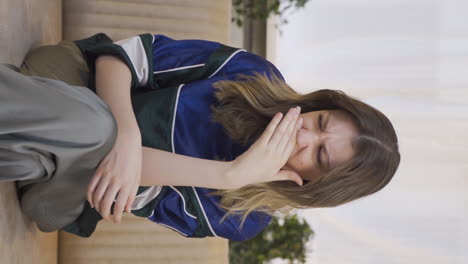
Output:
(229, 214), (314, 264)
(232, 0), (310, 30)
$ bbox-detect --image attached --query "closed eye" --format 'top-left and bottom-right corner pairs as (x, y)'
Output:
(317, 113), (323, 166)
(318, 113), (323, 131)
(317, 145), (323, 166)
(317, 112), (330, 170)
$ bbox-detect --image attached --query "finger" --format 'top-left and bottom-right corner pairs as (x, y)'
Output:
(269, 107), (299, 147)
(283, 117), (304, 158)
(283, 118), (303, 156)
(277, 169), (303, 186)
(258, 112), (283, 145)
(125, 184), (138, 213)
(277, 109), (301, 153)
(126, 164), (141, 213)
(113, 188), (130, 224)
(100, 184), (120, 222)
(93, 177), (110, 213)
(87, 169), (103, 208)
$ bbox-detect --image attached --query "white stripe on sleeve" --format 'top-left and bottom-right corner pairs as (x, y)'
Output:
(131, 185), (163, 210)
(114, 36), (149, 86)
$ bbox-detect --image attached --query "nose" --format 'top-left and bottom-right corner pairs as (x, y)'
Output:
(297, 127), (321, 149)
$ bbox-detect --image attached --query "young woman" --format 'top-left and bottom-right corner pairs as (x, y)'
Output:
(1, 33), (400, 240)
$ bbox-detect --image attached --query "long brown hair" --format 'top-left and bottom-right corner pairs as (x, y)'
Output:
(209, 71), (400, 225)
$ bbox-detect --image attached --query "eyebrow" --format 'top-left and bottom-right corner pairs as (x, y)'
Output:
(323, 112), (332, 170)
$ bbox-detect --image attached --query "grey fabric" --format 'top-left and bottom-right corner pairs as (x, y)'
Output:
(0, 64), (118, 232)
(1, 64), (20, 72)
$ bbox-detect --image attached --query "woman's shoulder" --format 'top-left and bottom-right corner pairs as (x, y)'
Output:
(148, 34), (286, 85)
(210, 48), (285, 82)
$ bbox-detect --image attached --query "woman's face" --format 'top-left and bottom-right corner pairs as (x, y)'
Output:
(283, 109), (359, 181)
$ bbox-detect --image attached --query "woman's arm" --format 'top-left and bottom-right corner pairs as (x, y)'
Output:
(91, 55), (144, 223)
(95, 55), (141, 139)
(140, 147), (235, 189)
(93, 55), (234, 189)
(140, 108), (304, 190)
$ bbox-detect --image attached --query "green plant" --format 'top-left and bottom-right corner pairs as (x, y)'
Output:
(232, 0), (310, 27)
(229, 214), (314, 264)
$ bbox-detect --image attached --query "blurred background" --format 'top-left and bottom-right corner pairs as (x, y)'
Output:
(232, 0), (468, 263)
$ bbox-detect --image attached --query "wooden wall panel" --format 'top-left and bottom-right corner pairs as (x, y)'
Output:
(59, 214), (228, 264)
(63, 0), (232, 43)
(0, 182), (58, 264)
(1, 0), (61, 263)
(0, 0), (61, 66)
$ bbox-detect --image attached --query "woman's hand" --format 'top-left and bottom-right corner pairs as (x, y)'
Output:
(87, 132), (142, 224)
(228, 106), (304, 188)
